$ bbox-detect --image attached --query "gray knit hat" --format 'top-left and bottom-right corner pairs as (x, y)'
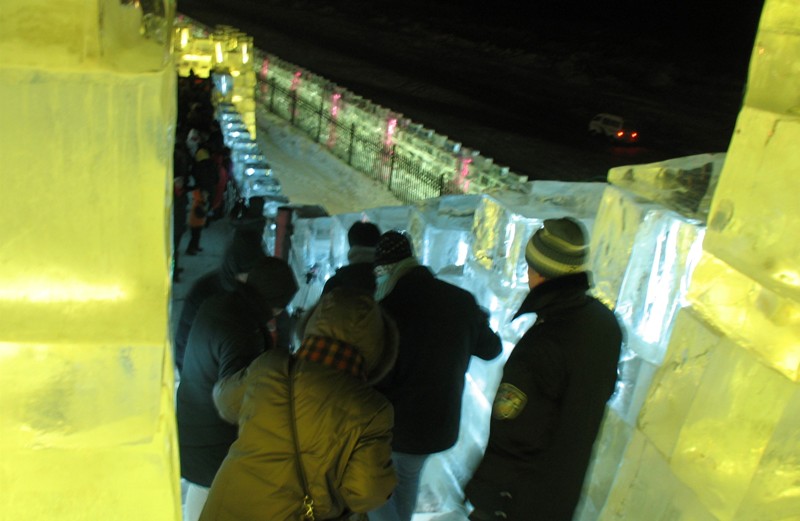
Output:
(525, 217), (588, 278)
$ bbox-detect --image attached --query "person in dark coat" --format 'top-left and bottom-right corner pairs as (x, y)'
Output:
(369, 231), (502, 521)
(173, 229), (267, 373)
(465, 217), (622, 521)
(322, 221), (381, 296)
(173, 135), (192, 282)
(176, 256), (299, 521)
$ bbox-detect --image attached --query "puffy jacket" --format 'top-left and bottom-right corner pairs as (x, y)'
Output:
(200, 289), (399, 521)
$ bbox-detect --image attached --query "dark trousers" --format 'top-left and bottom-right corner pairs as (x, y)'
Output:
(187, 227), (202, 252)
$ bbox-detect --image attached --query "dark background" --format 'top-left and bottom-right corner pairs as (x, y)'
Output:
(178, 0), (765, 182)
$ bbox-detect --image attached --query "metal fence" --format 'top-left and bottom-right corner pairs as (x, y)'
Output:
(259, 78), (472, 205)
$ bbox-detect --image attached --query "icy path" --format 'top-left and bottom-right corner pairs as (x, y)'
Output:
(255, 107), (403, 215)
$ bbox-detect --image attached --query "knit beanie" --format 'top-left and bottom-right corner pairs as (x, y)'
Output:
(348, 221), (381, 248)
(525, 217), (589, 279)
(374, 231), (413, 267)
(245, 256), (299, 309)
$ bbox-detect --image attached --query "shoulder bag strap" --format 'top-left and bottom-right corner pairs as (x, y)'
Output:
(288, 357), (316, 520)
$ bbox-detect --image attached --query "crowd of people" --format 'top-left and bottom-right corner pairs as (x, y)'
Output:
(171, 74), (622, 521)
(173, 72), (236, 283)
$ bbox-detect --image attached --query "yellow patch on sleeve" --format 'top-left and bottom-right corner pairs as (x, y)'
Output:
(492, 382), (528, 420)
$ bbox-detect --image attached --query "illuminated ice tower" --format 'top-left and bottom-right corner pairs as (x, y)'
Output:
(590, 1), (800, 519)
(0, 1), (180, 519)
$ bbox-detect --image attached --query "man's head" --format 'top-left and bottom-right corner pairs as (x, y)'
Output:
(347, 221), (381, 248)
(220, 230), (268, 288)
(525, 217), (588, 288)
(245, 256), (299, 316)
(373, 230), (413, 267)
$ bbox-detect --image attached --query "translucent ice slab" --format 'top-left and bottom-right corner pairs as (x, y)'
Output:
(689, 251), (800, 381)
(638, 308), (721, 460)
(670, 337), (795, 520)
(598, 431), (718, 521)
(607, 153), (725, 222)
(407, 195), (481, 275)
(589, 185), (661, 309)
(471, 183), (605, 289)
(614, 208), (705, 364)
(703, 107), (800, 304)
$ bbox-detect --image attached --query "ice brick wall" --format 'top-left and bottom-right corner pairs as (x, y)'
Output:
(0, 1), (180, 520)
(587, 1), (800, 519)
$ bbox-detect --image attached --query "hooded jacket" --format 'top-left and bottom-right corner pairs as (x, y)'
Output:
(466, 273), (622, 521)
(200, 288), (399, 521)
(176, 284), (276, 487)
(173, 234), (267, 372)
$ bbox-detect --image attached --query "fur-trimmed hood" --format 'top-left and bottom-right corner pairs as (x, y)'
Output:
(296, 287), (399, 385)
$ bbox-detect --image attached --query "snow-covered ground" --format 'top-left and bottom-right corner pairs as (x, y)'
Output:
(254, 106), (403, 214)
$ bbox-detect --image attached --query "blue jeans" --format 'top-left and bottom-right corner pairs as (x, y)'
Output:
(369, 452), (429, 521)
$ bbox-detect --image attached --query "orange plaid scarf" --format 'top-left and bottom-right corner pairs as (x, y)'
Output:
(296, 335), (367, 381)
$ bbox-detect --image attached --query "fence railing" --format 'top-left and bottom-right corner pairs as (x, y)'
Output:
(175, 16), (530, 205)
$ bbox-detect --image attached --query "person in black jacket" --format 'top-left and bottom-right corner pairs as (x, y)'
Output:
(465, 217), (622, 521)
(176, 256), (298, 521)
(173, 229), (267, 373)
(369, 231), (502, 521)
(322, 221), (381, 296)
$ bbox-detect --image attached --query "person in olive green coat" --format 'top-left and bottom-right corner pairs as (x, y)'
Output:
(200, 287), (399, 521)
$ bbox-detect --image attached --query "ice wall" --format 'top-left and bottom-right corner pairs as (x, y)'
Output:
(588, 1), (800, 519)
(0, 1), (180, 520)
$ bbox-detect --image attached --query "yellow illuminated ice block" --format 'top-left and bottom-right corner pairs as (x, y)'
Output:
(690, 251), (800, 380)
(703, 107), (800, 306)
(669, 338), (794, 520)
(0, 0), (179, 519)
(599, 431), (718, 520)
(638, 308), (721, 459)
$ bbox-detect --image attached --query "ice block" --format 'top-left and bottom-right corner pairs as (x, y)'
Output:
(0, 1), (179, 519)
(589, 184), (661, 309)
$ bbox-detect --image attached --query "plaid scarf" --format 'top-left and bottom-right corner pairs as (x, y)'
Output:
(296, 335), (367, 381)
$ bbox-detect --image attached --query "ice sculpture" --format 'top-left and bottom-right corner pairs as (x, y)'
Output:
(591, 1), (800, 519)
(0, 1), (180, 520)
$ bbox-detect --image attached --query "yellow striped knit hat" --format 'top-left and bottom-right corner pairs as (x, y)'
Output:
(525, 217), (588, 278)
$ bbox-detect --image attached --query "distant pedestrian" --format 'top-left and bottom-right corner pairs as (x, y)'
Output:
(200, 287), (399, 521)
(368, 231), (502, 521)
(177, 257), (299, 521)
(186, 147), (215, 256)
(322, 221), (382, 296)
(173, 230), (267, 373)
(173, 135), (192, 282)
(465, 217), (622, 521)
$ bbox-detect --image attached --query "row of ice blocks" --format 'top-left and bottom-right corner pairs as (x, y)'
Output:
(576, 307), (799, 521)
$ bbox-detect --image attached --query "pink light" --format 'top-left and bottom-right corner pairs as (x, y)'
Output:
(331, 93), (341, 118)
(291, 71), (302, 91)
(459, 157), (472, 179)
(385, 118), (397, 147)
(260, 58), (270, 79)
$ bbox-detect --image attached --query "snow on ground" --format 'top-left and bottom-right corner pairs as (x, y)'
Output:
(255, 106), (403, 215)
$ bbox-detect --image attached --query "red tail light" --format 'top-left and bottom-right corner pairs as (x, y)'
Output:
(616, 131), (624, 137)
